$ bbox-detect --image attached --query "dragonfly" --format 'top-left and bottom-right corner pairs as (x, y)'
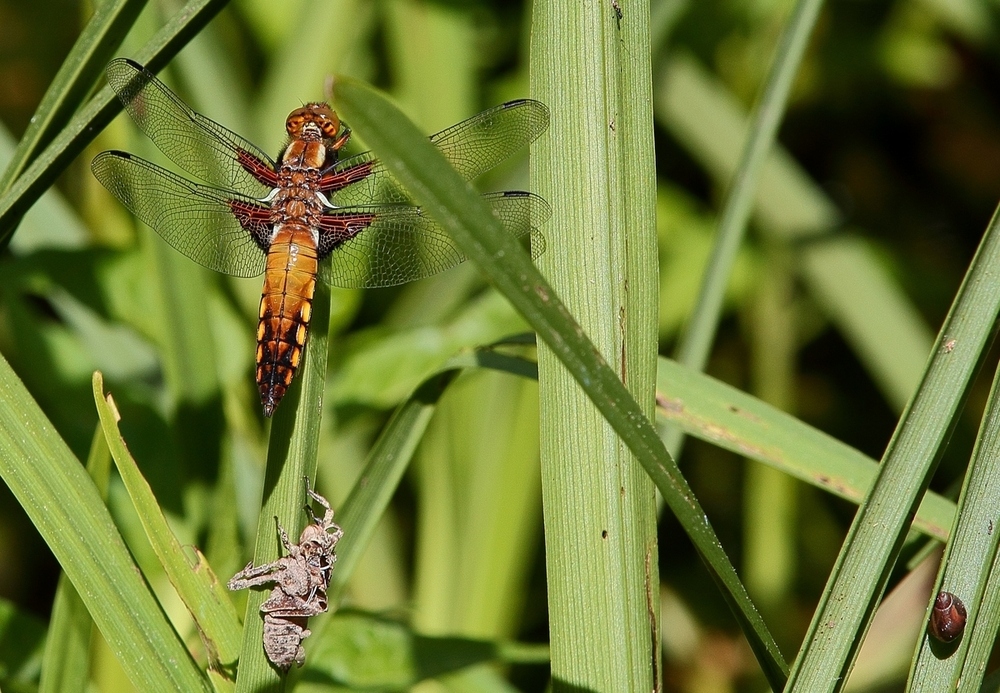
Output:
(92, 59), (549, 417)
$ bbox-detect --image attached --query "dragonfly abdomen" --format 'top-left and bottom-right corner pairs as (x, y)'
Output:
(257, 225), (320, 417)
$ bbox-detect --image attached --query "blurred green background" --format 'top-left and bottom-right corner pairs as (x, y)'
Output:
(1, 0), (999, 690)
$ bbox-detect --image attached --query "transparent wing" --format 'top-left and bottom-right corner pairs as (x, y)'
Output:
(106, 58), (277, 199)
(91, 150), (268, 278)
(319, 191), (550, 288)
(325, 99), (550, 206)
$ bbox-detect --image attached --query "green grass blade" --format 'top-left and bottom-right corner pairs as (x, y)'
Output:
(655, 357), (955, 540)
(908, 358), (1000, 689)
(655, 54), (933, 413)
(0, 0), (147, 194)
(234, 283), (331, 693)
(785, 205), (1000, 690)
(327, 370), (456, 605)
(38, 425), (112, 693)
(743, 250), (796, 614)
(330, 77), (788, 689)
(92, 372), (242, 673)
(968, 554), (1000, 693)
(0, 0), (229, 243)
(328, 345), (537, 598)
(671, 0), (824, 375)
(0, 354), (211, 692)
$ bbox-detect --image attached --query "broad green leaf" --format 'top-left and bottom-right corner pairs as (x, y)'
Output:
(331, 291), (527, 408)
(92, 372), (242, 674)
(655, 357), (954, 541)
(0, 354), (210, 692)
(303, 611), (548, 688)
(39, 425), (112, 693)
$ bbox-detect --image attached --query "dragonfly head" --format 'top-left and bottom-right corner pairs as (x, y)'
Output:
(286, 103), (342, 142)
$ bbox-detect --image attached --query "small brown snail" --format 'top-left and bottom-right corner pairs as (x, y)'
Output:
(929, 591), (967, 643)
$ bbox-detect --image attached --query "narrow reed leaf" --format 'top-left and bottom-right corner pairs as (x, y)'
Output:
(0, 0), (147, 194)
(655, 357), (955, 541)
(908, 358), (1000, 689)
(38, 425), (112, 693)
(0, 357), (211, 692)
(667, 0), (824, 458)
(331, 77), (788, 689)
(0, 0), (229, 243)
(655, 55), (933, 412)
(451, 349), (955, 543)
(39, 579), (90, 693)
(307, 346), (532, 667)
(322, 346), (535, 614)
(327, 370), (456, 604)
(234, 283), (331, 693)
(92, 372), (242, 674)
(970, 552), (1000, 693)
(785, 205), (1000, 690)
(672, 0), (824, 375)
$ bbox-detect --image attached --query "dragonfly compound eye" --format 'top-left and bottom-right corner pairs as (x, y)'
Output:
(285, 110), (307, 136)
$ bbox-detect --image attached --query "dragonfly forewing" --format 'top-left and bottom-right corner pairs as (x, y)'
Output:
(106, 59), (277, 199)
(91, 150), (268, 278)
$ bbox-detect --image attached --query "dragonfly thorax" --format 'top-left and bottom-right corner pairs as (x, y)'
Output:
(280, 140), (328, 171)
(271, 165), (326, 229)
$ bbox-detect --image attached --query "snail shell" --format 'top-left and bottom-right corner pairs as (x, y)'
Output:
(930, 591), (967, 643)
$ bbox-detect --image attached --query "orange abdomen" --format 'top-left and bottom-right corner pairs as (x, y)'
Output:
(256, 224), (319, 416)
